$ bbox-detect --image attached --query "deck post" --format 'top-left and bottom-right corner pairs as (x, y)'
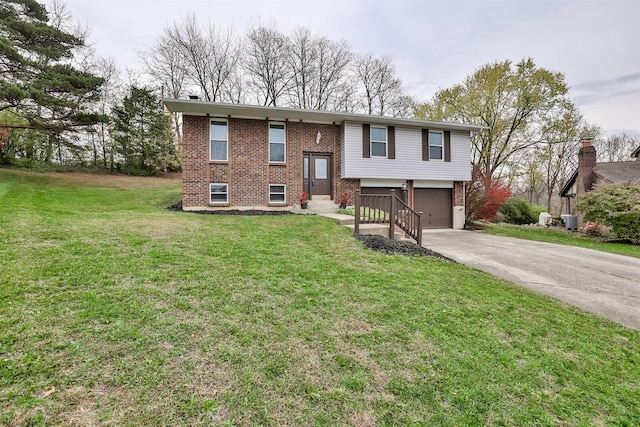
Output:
(389, 189), (396, 240)
(354, 189), (360, 235)
(417, 212), (423, 245)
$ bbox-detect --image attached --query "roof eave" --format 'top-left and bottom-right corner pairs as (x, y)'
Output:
(162, 99), (489, 132)
(559, 169), (578, 197)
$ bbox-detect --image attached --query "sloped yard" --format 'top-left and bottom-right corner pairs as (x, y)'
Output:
(1, 169), (639, 426)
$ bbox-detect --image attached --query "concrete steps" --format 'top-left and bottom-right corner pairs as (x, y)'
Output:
(293, 199), (339, 215)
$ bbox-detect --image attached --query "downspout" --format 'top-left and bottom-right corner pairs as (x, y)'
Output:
(333, 122), (337, 199)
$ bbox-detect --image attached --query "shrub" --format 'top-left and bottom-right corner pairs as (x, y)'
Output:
(582, 221), (601, 237)
(337, 191), (352, 206)
(466, 165), (512, 223)
(576, 181), (640, 243)
(500, 197), (545, 224)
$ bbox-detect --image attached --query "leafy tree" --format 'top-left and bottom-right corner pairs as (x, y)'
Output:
(575, 182), (640, 244)
(415, 58), (571, 179)
(0, 0), (104, 134)
(111, 86), (179, 175)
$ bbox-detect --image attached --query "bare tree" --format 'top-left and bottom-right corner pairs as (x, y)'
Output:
(353, 53), (410, 116)
(140, 31), (189, 100)
(597, 132), (640, 162)
(353, 53), (379, 114)
(92, 56), (122, 169)
(287, 27), (351, 110)
(139, 28), (191, 150)
(162, 15), (241, 102)
(519, 104), (602, 213)
(244, 23), (292, 106)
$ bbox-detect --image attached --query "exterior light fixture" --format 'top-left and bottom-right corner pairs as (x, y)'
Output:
(401, 180), (408, 204)
(316, 131), (321, 144)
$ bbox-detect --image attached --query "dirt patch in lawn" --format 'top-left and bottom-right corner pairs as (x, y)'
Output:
(355, 234), (454, 260)
(56, 171), (181, 188)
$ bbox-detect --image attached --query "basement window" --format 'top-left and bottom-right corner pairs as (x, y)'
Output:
(269, 184), (286, 203)
(210, 183), (228, 204)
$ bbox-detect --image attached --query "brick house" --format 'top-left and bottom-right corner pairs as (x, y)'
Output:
(163, 100), (486, 229)
(559, 138), (640, 223)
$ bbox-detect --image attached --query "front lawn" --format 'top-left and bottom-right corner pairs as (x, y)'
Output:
(1, 169), (639, 426)
(481, 222), (640, 259)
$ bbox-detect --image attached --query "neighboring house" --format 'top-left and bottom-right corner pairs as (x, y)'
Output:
(559, 138), (640, 221)
(163, 99), (486, 229)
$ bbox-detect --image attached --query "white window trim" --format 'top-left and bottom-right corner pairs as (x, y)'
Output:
(269, 184), (286, 204)
(370, 125), (387, 158)
(429, 130), (444, 161)
(210, 119), (228, 162)
(269, 121), (286, 163)
(209, 183), (228, 204)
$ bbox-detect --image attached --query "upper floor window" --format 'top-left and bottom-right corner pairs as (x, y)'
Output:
(371, 126), (387, 157)
(429, 131), (443, 160)
(210, 120), (228, 161)
(269, 122), (286, 163)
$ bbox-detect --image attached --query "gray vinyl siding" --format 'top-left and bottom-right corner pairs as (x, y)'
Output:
(341, 122), (471, 181)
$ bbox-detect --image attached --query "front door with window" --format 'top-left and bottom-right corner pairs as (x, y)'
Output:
(303, 154), (332, 200)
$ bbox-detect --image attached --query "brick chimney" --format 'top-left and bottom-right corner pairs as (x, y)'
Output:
(577, 137), (596, 196)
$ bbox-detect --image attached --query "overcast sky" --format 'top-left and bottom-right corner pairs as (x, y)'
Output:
(62, 0), (640, 135)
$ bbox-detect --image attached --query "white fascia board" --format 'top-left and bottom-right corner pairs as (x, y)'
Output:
(163, 99), (488, 132)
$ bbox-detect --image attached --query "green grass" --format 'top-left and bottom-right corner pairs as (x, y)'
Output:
(482, 222), (640, 259)
(338, 206), (389, 221)
(1, 168), (639, 426)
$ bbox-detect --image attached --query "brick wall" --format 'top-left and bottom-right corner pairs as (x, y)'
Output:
(182, 115), (209, 208)
(453, 181), (464, 205)
(181, 115), (361, 208)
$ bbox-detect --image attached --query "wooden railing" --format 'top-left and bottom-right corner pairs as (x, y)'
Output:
(354, 189), (423, 245)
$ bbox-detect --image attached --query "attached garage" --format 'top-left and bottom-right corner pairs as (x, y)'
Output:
(414, 188), (453, 229)
(360, 182), (455, 229)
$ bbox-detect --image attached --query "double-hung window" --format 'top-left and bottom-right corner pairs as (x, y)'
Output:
(210, 183), (228, 204)
(269, 184), (286, 203)
(210, 120), (228, 161)
(429, 131), (444, 160)
(371, 126), (387, 157)
(269, 122), (286, 163)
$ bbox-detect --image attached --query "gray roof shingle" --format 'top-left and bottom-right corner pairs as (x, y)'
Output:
(593, 161), (640, 183)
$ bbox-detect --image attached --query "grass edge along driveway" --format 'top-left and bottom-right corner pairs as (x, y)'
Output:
(1, 169), (639, 426)
(481, 222), (640, 259)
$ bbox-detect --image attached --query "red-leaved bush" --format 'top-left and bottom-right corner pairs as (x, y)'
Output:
(466, 165), (512, 223)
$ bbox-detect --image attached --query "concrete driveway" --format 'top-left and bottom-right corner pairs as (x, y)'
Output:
(422, 229), (640, 330)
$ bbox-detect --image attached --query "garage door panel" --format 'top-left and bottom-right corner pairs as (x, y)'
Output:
(415, 188), (452, 228)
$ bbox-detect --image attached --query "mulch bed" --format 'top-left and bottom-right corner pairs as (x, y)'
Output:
(166, 200), (292, 215)
(355, 234), (454, 261)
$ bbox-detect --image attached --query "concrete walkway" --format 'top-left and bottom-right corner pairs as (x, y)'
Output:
(422, 229), (640, 330)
